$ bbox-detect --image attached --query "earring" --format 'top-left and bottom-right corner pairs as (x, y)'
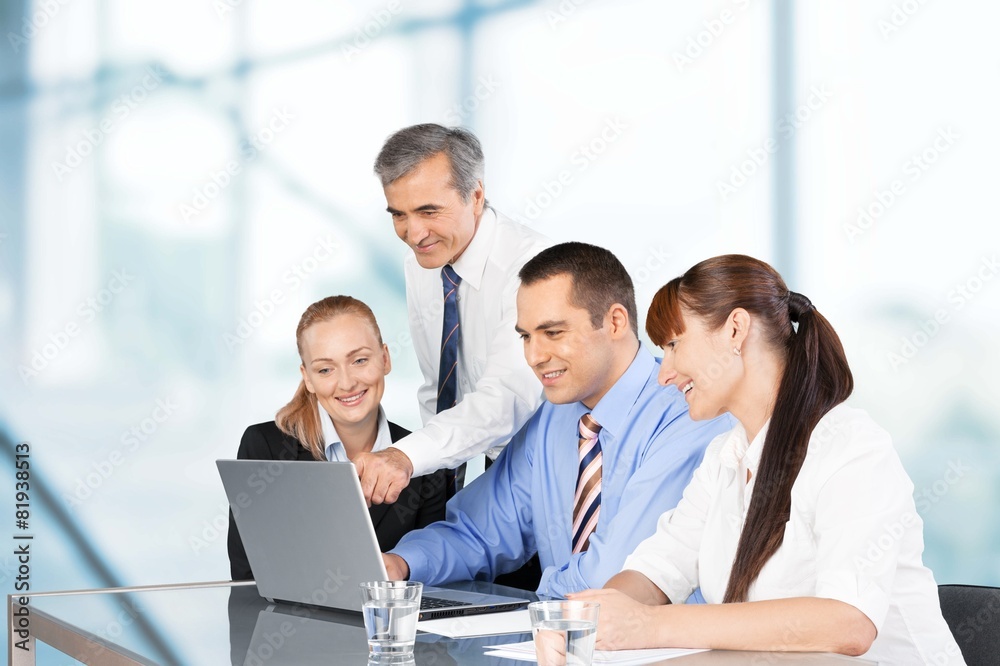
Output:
(732, 347), (742, 356)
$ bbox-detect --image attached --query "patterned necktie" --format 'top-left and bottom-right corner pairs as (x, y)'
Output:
(436, 264), (463, 496)
(571, 413), (603, 554)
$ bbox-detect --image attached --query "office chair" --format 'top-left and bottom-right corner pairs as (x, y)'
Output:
(938, 584), (1000, 666)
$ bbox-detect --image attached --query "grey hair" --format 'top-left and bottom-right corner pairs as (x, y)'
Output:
(373, 124), (485, 202)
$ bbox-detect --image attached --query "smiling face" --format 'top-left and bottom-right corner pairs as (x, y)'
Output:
(299, 313), (391, 433)
(384, 152), (485, 269)
(656, 307), (743, 420)
(516, 274), (623, 409)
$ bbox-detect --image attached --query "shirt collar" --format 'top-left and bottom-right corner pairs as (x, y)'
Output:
(448, 206), (496, 291)
(719, 418), (770, 474)
(320, 404), (392, 462)
(588, 344), (654, 440)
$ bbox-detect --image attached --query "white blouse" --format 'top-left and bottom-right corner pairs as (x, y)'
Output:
(623, 404), (964, 665)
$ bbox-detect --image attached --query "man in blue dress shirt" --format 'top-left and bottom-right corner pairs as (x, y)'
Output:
(384, 242), (733, 597)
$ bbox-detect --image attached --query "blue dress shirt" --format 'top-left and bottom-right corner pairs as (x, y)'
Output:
(390, 346), (734, 597)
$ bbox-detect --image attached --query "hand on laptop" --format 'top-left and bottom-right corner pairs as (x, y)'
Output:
(383, 553), (410, 580)
(354, 447), (414, 505)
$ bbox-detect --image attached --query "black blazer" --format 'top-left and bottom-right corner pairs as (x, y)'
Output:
(227, 419), (448, 581)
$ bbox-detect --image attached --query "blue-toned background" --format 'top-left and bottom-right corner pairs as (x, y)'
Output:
(2, 1), (998, 663)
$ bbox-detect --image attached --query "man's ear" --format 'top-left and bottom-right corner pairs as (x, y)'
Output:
(471, 179), (485, 217)
(607, 303), (632, 339)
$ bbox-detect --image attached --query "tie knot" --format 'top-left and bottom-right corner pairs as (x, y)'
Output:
(579, 413), (602, 441)
(441, 264), (461, 290)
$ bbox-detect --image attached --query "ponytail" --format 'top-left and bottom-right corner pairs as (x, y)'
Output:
(275, 380), (325, 460)
(722, 291), (853, 603)
(646, 258), (854, 604)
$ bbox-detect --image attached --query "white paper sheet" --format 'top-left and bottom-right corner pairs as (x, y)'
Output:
(417, 609), (532, 638)
(484, 639), (708, 664)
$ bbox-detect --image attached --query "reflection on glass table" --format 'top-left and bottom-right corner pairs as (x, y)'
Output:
(13, 580), (872, 665)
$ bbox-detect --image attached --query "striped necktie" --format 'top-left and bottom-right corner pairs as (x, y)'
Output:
(571, 413), (603, 554)
(437, 264), (463, 496)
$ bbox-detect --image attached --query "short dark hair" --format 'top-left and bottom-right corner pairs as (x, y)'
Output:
(519, 242), (638, 335)
(373, 124), (484, 202)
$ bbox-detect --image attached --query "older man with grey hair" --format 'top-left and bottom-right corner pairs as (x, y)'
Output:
(354, 124), (549, 516)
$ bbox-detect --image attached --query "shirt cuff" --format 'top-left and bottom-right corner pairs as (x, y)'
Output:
(389, 542), (431, 584)
(536, 565), (561, 598)
(815, 569), (891, 631)
(390, 431), (438, 478)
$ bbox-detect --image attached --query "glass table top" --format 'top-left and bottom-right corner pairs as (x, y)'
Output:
(23, 581), (871, 665)
(26, 580), (535, 665)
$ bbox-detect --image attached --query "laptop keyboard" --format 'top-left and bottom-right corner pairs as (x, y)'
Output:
(420, 596), (471, 610)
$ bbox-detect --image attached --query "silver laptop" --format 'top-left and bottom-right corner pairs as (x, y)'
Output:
(217, 459), (530, 620)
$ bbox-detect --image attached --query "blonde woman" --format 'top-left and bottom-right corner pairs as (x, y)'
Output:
(228, 296), (447, 580)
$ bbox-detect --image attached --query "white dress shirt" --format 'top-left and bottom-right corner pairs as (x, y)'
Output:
(392, 207), (549, 477)
(322, 405), (393, 462)
(623, 403), (964, 665)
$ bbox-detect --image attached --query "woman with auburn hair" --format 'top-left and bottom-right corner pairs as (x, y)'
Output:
(570, 255), (963, 664)
(227, 296), (447, 580)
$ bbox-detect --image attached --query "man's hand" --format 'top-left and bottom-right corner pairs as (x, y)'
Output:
(354, 447), (414, 505)
(383, 553), (410, 580)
